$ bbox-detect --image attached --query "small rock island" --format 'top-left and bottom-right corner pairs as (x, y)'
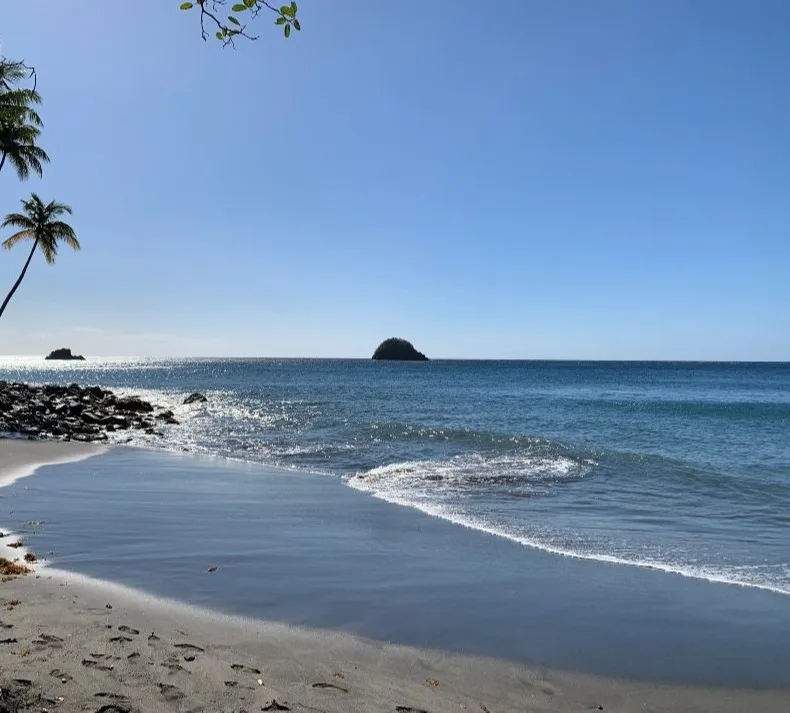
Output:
(45, 348), (85, 361)
(372, 338), (429, 361)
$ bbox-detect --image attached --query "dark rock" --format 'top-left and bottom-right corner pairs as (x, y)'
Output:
(0, 381), (171, 444)
(372, 337), (429, 361)
(115, 397), (154, 413)
(183, 392), (207, 405)
(43, 384), (67, 397)
(45, 348), (85, 361)
(67, 401), (84, 417)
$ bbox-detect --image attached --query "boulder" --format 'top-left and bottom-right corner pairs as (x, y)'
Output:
(183, 392), (207, 405)
(115, 397), (154, 413)
(0, 381), (169, 443)
(371, 337), (429, 361)
(44, 348), (85, 361)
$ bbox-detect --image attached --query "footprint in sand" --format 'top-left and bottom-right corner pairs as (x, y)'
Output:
(49, 669), (73, 683)
(118, 625), (140, 635)
(161, 659), (189, 673)
(94, 693), (130, 702)
(230, 663), (261, 675)
(0, 637), (18, 644)
(262, 700), (290, 711)
(32, 633), (64, 647)
(396, 707), (430, 713)
(82, 658), (114, 672)
(173, 642), (204, 652)
(94, 705), (131, 713)
(109, 636), (134, 643)
(157, 683), (185, 701)
(148, 632), (160, 642)
(312, 682), (349, 693)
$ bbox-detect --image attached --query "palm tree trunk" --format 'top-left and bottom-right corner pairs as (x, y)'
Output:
(0, 152), (6, 173)
(0, 238), (38, 319)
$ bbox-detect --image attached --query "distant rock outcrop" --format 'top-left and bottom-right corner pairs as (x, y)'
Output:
(45, 348), (85, 361)
(372, 338), (428, 361)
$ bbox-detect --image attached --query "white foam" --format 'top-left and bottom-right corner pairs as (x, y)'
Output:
(347, 475), (790, 597)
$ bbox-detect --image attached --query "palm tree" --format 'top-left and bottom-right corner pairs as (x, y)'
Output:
(0, 57), (47, 178)
(0, 59), (41, 123)
(0, 194), (80, 319)
(0, 118), (49, 178)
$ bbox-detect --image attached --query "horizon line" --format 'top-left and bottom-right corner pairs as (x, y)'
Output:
(1, 355), (789, 364)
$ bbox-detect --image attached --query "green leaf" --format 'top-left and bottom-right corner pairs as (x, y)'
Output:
(228, 15), (240, 25)
(284, 22), (291, 37)
(179, 1), (193, 8)
(231, 3), (247, 10)
(244, 0), (256, 7)
(280, 5), (294, 17)
(215, 31), (224, 39)
(275, 16), (286, 24)
(293, 18), (300, 31)
(290, 1), (297, 13)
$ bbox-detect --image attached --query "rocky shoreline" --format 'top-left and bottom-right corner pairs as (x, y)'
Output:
(0, 381), (182, 443)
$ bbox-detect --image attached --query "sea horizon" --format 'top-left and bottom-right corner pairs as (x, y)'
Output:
(3, 354), (790, 363)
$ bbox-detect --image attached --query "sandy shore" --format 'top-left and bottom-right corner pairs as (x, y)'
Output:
(1, 440), (788, 713)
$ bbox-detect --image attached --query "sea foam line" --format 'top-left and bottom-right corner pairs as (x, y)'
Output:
(345, 478), (790, 597)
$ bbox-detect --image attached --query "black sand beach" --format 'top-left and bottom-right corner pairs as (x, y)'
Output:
(0, 441), (788, 713)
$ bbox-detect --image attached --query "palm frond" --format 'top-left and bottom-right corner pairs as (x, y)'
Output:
(0, 59), (34, 90)
(0, 114), (49, 180)
(45, 201), (72, 217)
(0, 89), (42, 126)
(1, 212), (34, 229)
(1, 229), (35, 250)
(48, 220), (79, 240)
(40, 240), (58, 264)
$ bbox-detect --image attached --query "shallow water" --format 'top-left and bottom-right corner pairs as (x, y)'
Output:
(1, 357), (788, 594)
(3, 448), (790, 687)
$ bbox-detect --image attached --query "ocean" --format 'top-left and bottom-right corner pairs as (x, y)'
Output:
(2, 357), (790, 685)
(2, 357), (788, 597)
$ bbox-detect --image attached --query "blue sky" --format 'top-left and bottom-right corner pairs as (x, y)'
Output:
(1, 1), (788, 358)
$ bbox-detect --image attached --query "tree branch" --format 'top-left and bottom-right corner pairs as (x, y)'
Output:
(181, 0), (300, 47)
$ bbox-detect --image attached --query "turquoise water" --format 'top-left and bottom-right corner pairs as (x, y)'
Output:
(1, 357), (789, 595)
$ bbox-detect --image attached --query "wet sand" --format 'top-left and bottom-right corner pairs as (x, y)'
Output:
(0, 440), (788, 713)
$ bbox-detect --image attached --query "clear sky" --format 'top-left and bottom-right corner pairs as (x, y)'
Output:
(0, 1), (788, 359)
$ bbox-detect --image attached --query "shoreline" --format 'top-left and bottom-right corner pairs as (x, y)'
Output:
(0, 440), (788, 712)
